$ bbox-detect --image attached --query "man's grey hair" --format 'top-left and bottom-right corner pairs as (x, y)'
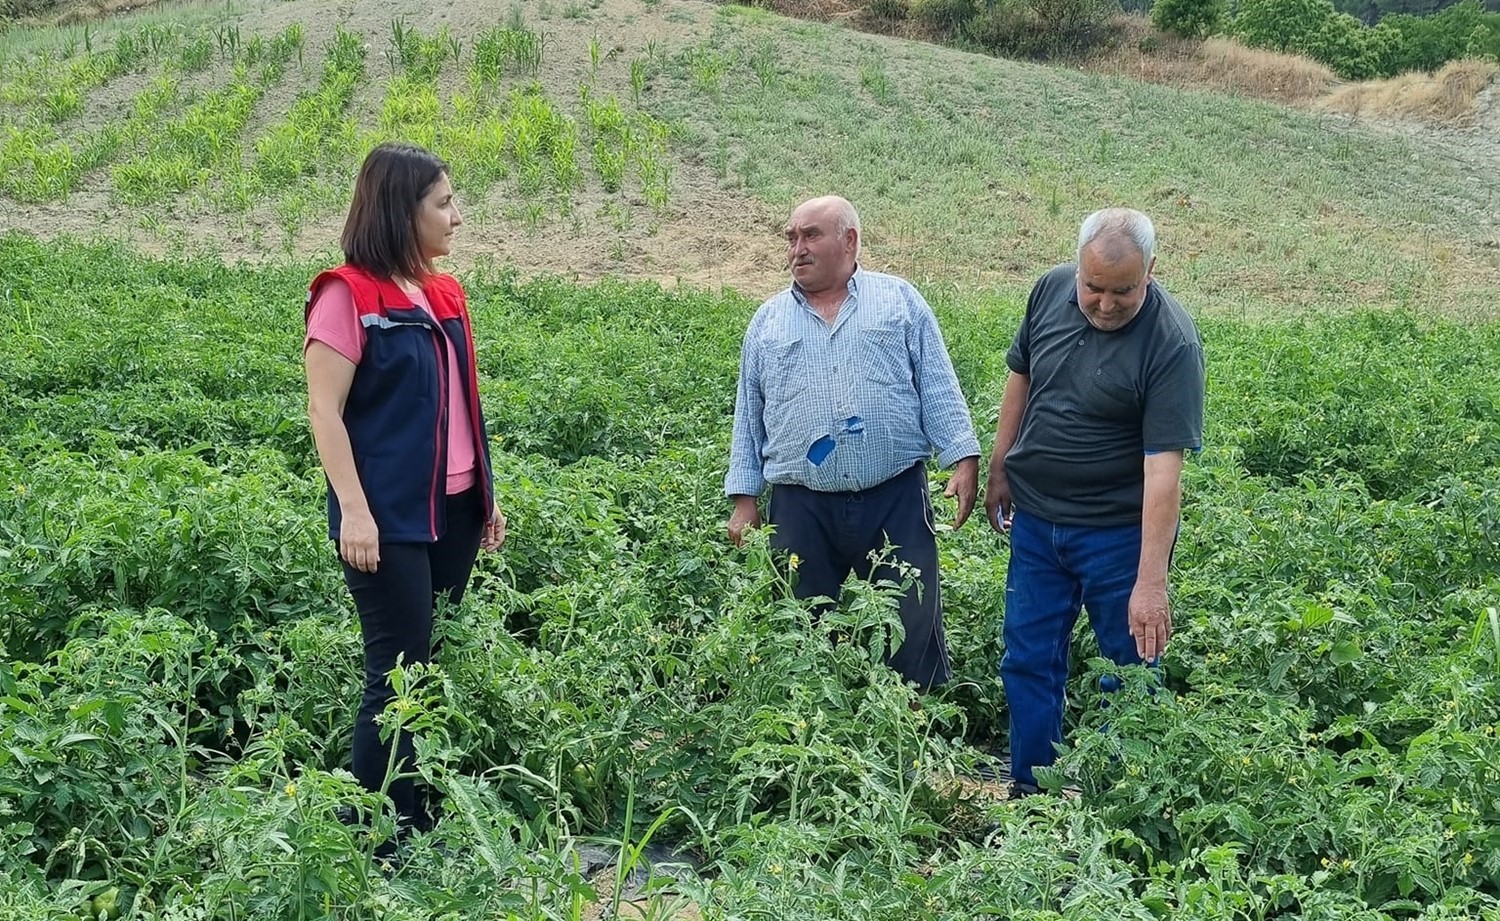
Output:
(1077, 208), (1155, 268)
(832, 198), (862, 259)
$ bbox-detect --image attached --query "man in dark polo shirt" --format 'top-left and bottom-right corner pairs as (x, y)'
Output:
(983, 207), (1204, 795)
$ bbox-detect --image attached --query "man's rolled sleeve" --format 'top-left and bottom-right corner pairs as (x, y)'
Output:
(725, 330), (770, 497)
(911, 298), (981, 469)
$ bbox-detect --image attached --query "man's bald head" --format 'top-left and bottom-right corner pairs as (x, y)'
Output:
(790, 196), (862, 257)
(785, 195), (862, 296)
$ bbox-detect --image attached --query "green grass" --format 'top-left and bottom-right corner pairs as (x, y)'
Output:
(643, 5), (1496, 317)
(0, 4), (1498, 915)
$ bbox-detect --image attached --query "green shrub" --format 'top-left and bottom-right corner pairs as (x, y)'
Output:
(911, 0), (978, 35)
(1235, 0), (1340, 52)
(868, 0), (912, 18)
(1029, 0), (1119, 53)
(965, 0), (1036, 52)
(1383, 0), (1492, 71)
(1152, 0), (1228, 37)
(1308, 9), (1385, 77)
(1477, 12), (1500, 58)
(967, 0), (1117, 56)
(1239, 0), (1497, 76)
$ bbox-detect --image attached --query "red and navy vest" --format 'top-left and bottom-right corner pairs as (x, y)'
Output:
(307, 265), (496, 543)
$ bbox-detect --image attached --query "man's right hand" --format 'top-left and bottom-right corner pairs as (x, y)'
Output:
(983, 470), (1013, 535)
(339, 507), (381, 573)
(727, 495), (762, 547)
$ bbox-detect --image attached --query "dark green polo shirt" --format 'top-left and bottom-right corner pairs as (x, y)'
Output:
(1003, 263), (1204, 526)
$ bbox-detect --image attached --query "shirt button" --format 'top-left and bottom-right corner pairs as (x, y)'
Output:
(1077, 339), (1085, 346)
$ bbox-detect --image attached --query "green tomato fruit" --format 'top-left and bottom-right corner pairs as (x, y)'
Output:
(90, 887), (122, 921)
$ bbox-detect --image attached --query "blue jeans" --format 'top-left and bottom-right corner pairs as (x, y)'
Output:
(1001, 509), (1144, 786)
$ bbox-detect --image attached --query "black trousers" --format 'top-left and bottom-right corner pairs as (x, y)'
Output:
(341, 487), (484, 830)
(767, 463), (952, 690)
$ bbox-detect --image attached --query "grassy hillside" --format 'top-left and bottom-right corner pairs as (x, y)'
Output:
(0, 0), (1495, 313)
(656, 5), (1498, 316)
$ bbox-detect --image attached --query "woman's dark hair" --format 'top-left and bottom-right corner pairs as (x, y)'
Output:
(341, 142), (450, 281)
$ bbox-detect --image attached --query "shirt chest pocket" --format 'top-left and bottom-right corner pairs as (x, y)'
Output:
(763, 337), (807, 402)
(859, 324), (910, 387)
(1083, 366), (1141, 418)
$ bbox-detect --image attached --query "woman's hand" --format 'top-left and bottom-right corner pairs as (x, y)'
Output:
(339, 506), (381, 573)
(482, 502), (507, 551)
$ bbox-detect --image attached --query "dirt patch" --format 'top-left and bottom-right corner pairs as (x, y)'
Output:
(580, 866), (702, 921)
(569, 842), (705, 921)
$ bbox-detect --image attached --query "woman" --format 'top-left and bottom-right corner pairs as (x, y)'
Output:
(304, 142), (505, 835)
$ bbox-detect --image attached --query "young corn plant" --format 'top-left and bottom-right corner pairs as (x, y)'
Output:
(469, 24), (546, 96)
(585, 94), (629, 193)
(253, 27), (366, 188)
(633, 118), (672, 213)
(378, 72), (442, 150)
(111, 70), (264, 205)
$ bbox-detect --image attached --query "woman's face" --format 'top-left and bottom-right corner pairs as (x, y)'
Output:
(414, 173), (462, 261)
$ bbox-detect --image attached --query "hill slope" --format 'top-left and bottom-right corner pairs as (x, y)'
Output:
(0, 0), (1494, 313)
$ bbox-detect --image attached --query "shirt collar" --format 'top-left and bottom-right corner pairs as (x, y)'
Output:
(791, 264), (862, 309)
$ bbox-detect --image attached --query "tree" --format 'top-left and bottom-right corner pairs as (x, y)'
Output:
(1153, 0), (1229, 36)
(1383, 0), (1488, 71)
(1235, 0), (1340, 51)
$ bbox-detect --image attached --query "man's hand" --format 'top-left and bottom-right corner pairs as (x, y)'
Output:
(1128, 580), (1172, 662)
(727, 495), (762, 547)
(983, 470), (1013, 535)
(944, 456), (979, 529)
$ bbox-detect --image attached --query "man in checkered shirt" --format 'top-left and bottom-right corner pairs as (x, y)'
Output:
(725, 195), (981, 690)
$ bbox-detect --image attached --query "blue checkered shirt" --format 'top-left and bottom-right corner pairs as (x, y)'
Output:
(726, 268), (980, 496)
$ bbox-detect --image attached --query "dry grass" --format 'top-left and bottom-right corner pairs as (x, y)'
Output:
(738, 0), (858, 21)
(2, 0), (173, 28)
(1318, 58), (1500, 126)
(1091, 16), (1335, 104)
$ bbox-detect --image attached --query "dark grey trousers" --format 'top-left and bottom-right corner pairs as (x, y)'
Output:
(768, 463), (952, 690)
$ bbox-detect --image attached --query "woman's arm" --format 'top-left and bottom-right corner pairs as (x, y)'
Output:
(305, 341), (380, 572)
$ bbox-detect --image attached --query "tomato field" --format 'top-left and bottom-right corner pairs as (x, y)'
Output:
(1, 232), (1497, 918)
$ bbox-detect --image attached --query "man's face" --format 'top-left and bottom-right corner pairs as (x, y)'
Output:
(785, 204), (856, 295)
(1076, 241), (1154, 332)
